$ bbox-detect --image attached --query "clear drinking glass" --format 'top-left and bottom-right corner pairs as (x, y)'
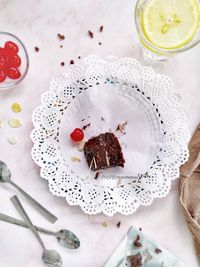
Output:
(135, 0), (200, 62)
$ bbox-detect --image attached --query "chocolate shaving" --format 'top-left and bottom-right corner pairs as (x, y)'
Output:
(82, 123), (91, 130)
(133, 235), (142, 248)
(155, 248), (162, 254)
(128, 253), (142, 267)
(88, 30), (94, 38)
(57, 33), (65, 40)
(81, 118), (85, 122)
(34, 47), (39, 52)
(116, 221), (121, 228)
(99, 25), (104, 32)
(60, 62), (65, 66)
(70, 60), (74, 65)
(94, 171), (99, 179)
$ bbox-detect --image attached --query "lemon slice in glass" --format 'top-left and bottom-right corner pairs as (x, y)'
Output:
(142, 0), (200, 49)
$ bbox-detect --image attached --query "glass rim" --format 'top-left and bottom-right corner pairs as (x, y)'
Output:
(134, 0), (200, 55)
(0, 31), (29, 90)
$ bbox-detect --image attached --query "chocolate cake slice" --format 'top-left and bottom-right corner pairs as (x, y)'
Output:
(84, 132), (125, 171)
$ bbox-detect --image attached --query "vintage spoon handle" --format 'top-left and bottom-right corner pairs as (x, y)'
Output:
(0, 212), (55, 235)
(11, 195), (46, 250)
(10, 180), (57, 223)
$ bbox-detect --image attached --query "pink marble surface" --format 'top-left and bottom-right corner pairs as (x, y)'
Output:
(0, 0), (200, 266)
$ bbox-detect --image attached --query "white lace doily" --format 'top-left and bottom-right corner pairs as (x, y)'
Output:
(31, 55), (190, 216)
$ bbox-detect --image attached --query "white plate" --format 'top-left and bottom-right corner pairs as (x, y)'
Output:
(31, 56), (190, 216)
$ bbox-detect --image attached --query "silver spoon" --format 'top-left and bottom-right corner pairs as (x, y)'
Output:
(0, 212), (80, 249)
(11, 195), (63, 267)
(0, 160), (57, 223)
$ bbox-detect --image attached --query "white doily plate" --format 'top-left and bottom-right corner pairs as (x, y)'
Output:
(31, 55), (190, 216)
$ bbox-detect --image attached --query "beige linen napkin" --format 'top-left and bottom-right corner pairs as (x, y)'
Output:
(180, 124), (200, 256)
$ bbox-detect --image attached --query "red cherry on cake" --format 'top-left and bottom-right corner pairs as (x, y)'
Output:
(70, 128), (84, 142)
(6, 67), (21, 79)
(0, 70), (6, 82)
(4, 41), (19, 54)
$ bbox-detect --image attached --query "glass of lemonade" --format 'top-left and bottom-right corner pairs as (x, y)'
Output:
(135, 0), (200, 61)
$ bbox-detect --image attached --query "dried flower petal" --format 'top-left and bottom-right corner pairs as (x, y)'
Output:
(11, 102), (22, 113)
(7, 137), (17, 145)
(8, 118), (23, 128)
(71, 156), (81, 162)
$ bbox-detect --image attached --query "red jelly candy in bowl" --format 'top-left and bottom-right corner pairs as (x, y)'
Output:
(0, 54), (10, 70)
(4, 41), (19, 55)
(0, 70), (6, 82)
(9, 54), (21, 68)
(6, 67), (21, 80)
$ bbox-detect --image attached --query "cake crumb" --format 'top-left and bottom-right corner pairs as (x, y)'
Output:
(155, 248), (162, 254)
(94, 171), (99, 179)
(82, 123), (91, 130)
(60, 45), (63, 48)
(88, 30), (94, 38)
(139, 227), (142, 231)
(70, 60), (74, 65)
(34, 46), (39, 52)
(0, 119), (3, 128)
(128, 253), (142, 267)
(101, 117), (105, 121)
(60, 62), (65, 66)
(99, 25), (104, 32)
(116, 221), (121, 228)
(116, 121), (128, 134)
(71, 156), (81, 162)
(98, 42), (102, 45)
(57, 33), (65, 40)
(133, 235), (142, 248)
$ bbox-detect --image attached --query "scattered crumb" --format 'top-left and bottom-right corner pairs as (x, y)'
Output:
(11, 102), (22, 113)
(8, 118), (23, 128)
(133, 235), (142, 248)
(155, 248), (162, 254)
(7, 137), (17, 145)
(60, 45), (63, 48)
(116, 221), (121, 228)
(0, 119), (3, 128)
(128, 253), (142, 267)
(34, 47), (39, 52)
(88, 30), (94, 38)
(70, 60), (74, 65)
(101, 222), (108, 227)
(82, 123), (91, 130)
(116, 177), (121, 186)
(99, 25), (104, 32)
(101, 117), (105, 121)
(98, 42), (102, 45)
(57, 33), (65, 40)
(139, 227), (142, 231)
(94, 171), (99, 179)
(116, 121), (128, 134)
(81, 118), (85, 122)
(77, 140), (85, 151)
(60, 62), (65, 66)
(78, 56), (81, 59)
(71, 156), (81, 162)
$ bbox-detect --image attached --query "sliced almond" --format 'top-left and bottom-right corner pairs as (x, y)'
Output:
(7, 137), (17, 145)
(77, 140), (85, 151)
(71, 156), (81, 162)
(8, 118), (23, 128)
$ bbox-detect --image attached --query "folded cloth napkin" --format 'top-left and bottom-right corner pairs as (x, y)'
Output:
(180, 124), (200, 258)
(104, 227), (184, 267)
